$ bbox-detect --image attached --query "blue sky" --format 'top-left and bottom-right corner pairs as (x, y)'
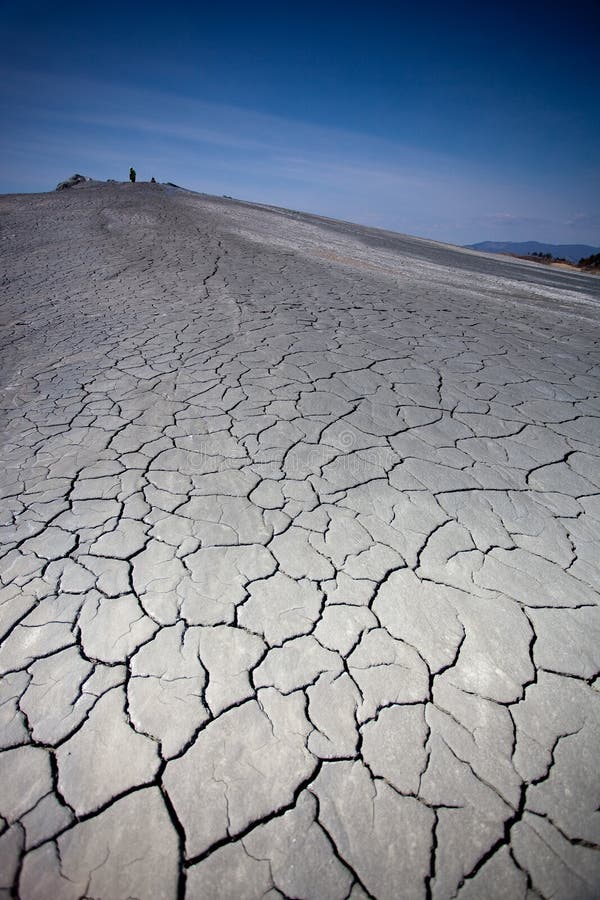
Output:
(1, 0), (599, 245)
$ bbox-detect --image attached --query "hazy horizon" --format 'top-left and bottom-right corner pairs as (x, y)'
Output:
(1, 0), (599, 246)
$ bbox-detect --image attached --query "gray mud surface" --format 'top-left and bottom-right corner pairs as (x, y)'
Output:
(1, 182), (599, 899)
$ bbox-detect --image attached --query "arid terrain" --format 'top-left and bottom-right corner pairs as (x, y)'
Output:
(1, 182), (600, 899)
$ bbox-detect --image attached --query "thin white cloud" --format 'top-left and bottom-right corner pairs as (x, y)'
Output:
(1, 66), (599, 245)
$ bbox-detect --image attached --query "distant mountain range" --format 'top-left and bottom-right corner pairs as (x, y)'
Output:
(464, 241), (600, 263)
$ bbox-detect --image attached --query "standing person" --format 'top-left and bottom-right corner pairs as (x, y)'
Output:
(129, 167), (136, 183)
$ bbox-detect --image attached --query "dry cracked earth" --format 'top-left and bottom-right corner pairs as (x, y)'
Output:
(1, 181), (600, 900)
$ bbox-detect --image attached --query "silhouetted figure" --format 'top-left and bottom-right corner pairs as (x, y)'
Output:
(150, 176), (156, 183)
(129, 167), (136, 183)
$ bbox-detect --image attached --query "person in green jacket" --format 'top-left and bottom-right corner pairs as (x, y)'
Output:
(129, 167), (136, 183)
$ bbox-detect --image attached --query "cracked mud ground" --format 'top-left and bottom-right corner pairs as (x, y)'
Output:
(1, 182), (600, 900)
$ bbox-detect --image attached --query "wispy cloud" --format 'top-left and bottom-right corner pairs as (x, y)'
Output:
(1, 67), (599, 245)
(564, 213), (600, 230)
(478, 213), (550, 228)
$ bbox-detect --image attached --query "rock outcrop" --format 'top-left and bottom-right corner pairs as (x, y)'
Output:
(55, 173), (91, 191)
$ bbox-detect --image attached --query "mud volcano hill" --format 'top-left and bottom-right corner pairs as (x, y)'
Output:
(1, 181), (600, 900)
